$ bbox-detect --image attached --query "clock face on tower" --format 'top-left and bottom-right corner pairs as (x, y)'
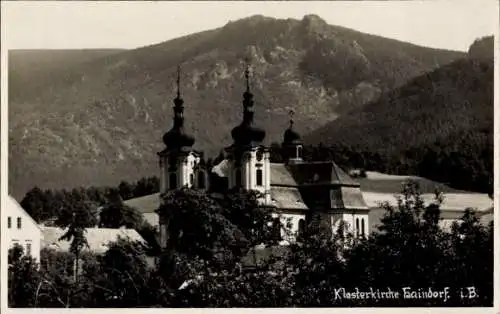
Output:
(256, 150), (263, 161)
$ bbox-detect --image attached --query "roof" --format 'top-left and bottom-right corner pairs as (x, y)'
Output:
(123, 193), (160, 214)
(270, 163), (298, 186)
(143, 213), (159, 228)
(212, 159), (231, 177)
(363, 192), (493, 212)
(216, 160), (359, 188)
(338, 186), (369, 209)
(7, 195), (43, 232)
(270, 186), (308, 210)
(41, 227), (147, 254)
(286, 161), (360, 187)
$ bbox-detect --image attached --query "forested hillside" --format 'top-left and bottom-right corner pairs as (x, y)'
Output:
(304, 36), (493, 193)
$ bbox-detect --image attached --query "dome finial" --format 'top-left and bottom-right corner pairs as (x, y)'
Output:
(288, 109), (295, 128)
(244, 58), (251, 93)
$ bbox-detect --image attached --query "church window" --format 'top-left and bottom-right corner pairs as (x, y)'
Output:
(17, 217), (22, 229)
(257, 150), (263, 161)
(235, 169), (242, 187)
(356, 218), (359, 237)
(190, 173), (194, 186)
(198, 171), (206, 189)
(26, 243), (32, 256)
(361, 218), (365, 237)
(297, 146), (303, 158)
(272, 218), (281, 240)
(169, 173), (177, 190)
(8, 217), (11, 228)
(256, 169), (263, 186)
(298, 219), (305, 239)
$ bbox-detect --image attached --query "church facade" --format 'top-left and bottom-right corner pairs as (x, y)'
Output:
(157, 66), (369, 247)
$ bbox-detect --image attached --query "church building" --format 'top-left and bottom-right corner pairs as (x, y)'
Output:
(156, 65), (370, 246)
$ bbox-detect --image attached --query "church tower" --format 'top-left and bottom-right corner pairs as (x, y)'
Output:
(157, 65), (203, 195)
(225, 63), (271, 203)
(281, 110), (303, 164)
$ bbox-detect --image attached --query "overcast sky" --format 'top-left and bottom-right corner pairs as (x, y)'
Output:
(1, 1), (498, 52)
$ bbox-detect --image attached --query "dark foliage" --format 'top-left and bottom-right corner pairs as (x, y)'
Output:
(9, 181), (493, 307)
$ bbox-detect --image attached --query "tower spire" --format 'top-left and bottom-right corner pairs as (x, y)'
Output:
(245, 61), (251, 93)
(289, 110), (295, 128)
(162, 64), (195, 150)
(176, 64), (181, 99)
(230, 59), (265, 147)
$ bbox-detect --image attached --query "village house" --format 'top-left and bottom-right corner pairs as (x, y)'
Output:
(5, 195), (43, 261)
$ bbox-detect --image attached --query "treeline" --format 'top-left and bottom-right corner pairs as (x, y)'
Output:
(270, 132), (493, 195)
(8, 182), (493, 307)
(20, 176), (160, 224)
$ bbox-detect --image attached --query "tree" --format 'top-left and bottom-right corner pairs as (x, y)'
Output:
(118, 181), (134, 200)
(92, 238), (152, 307)
(58, 206), (91, 286)
(158, 188), (247, 263)
(8, 244), (41, 307)
(99, 191), (144, 229)
(20, 186), (46, 222)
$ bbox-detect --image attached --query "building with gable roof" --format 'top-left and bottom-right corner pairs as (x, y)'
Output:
(5, 195), (43, 261)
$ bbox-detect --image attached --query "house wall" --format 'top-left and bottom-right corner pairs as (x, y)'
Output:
(272, 211), (306, 242)
(5, 196), (42, 261)
(228, 148), (271, 204)
(331, 212), (369, 238)
(160, 152), (201, 192)
(439, 219), (456, 232)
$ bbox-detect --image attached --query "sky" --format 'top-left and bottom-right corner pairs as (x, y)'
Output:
(1, 1), (498, 52)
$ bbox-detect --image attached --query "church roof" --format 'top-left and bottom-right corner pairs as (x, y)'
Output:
(338, 186), (369, 209)
(270, 186), (309, 211)
(270, 163), (298, 186)
(269, 161), (360, 187)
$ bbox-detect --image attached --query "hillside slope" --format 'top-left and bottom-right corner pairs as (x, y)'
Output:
(8, 14), (464, 198)
(9, 49), (125, 101)
(304, 36), (493, 192)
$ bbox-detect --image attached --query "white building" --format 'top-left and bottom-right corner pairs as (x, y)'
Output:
(5, 195), (43, 261)
(41, 226), (147, 254)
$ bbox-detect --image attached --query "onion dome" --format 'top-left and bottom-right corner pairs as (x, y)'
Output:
(231, 64), (266, 147)
(283, 110), (302, 145)
(162, 65), (195, 150)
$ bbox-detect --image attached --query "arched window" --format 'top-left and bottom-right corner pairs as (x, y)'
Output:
(297, 146), (303, 159)
(361, 218), (365, 237)
(190, 173), (194, 186)
(298, 219), (305, 240)
(198, 171), (206, 189)
(169, 172), (177, 190)
(256, 169), (263, 186)
(235, 169), (242, 187)
(356, 218), (360, 237)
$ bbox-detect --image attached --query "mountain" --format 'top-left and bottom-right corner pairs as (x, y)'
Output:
(9, 49), (125, 101)
(9, 14), (464, 199)
(304, 36), (494, 193)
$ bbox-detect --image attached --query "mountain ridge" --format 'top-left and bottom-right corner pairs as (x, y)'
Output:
(9, 14), (466, 198)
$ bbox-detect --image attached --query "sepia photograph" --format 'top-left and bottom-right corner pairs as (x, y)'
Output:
(1, 0), (497, 309)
